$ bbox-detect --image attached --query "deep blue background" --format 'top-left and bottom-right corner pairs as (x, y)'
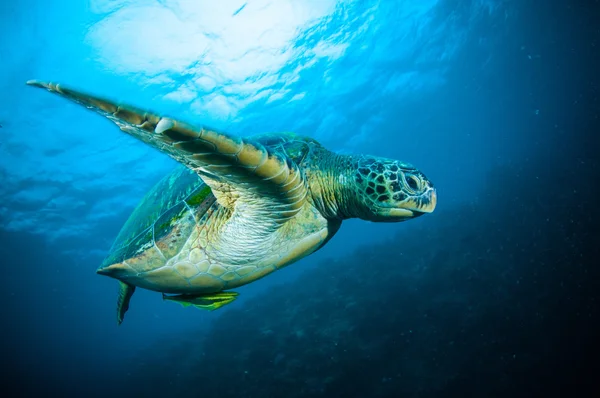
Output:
(1, 0), (598, 397)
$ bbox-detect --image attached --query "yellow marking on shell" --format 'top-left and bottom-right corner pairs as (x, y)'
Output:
(189, 274), (224, 290)
(189, 248), (204, 263)
(208, 263), (227, 277)
(173, 261), (199, 279)
(236, 142), (267, 167)
(236, 266), (257, 276)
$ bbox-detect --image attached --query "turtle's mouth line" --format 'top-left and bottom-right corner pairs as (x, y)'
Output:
(387, 208), (424, 218)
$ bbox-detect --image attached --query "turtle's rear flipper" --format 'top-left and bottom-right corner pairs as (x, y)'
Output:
(117, 281), (136, 325)
(162, 291), (238, 311)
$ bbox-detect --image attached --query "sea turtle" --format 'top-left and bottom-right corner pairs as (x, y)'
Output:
(27, 80), (437, 324)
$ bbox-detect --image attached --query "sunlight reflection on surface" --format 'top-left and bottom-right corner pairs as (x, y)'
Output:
(1, 0), (502, 252)
(87, 0), (340, 118)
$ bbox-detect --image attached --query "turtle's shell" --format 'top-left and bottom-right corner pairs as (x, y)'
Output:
(99, 133), (318, 269)
(100, 166), (215, 270)
(100, 132), (319, 272)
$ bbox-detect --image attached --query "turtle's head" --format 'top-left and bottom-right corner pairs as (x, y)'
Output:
(349, 156), (437, 222)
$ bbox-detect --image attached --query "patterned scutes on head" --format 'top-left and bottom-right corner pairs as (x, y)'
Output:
(354, 157), (422, 205)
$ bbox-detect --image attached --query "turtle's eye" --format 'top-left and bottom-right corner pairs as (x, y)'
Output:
(405, 174), (420, 192)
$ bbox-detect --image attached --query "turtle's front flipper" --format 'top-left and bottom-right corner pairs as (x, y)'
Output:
(26, 80), (307, 225)
(117, 281), (136, 325)
(162, 291), (238, 311)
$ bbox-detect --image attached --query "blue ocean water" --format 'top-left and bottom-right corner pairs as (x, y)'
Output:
(1, 1), (597, 397)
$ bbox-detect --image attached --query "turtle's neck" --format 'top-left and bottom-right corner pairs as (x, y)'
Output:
(306, 149), (364, 220)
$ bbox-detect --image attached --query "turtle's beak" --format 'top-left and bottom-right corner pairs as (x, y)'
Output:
(387, 187), (437, 218)
(420, 188), (437, 213)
